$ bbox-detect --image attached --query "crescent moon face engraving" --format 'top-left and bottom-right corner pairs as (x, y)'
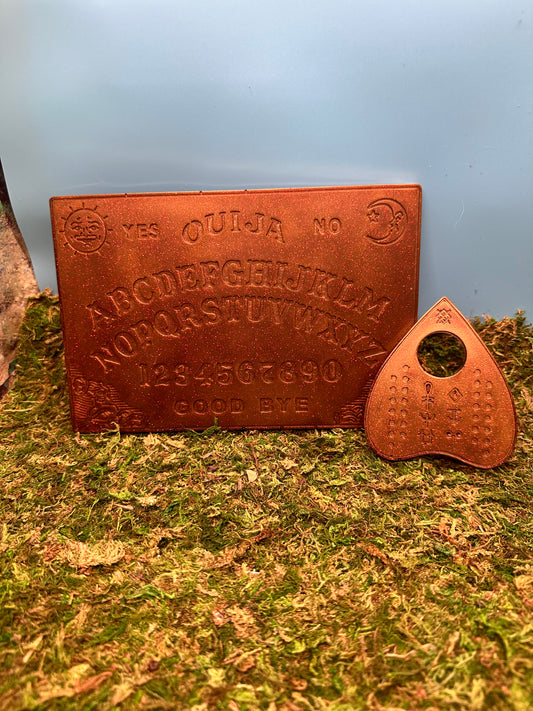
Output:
(365, 198), (407, 245)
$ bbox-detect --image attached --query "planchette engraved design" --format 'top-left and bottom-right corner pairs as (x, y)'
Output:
(364, 297), (517, 468)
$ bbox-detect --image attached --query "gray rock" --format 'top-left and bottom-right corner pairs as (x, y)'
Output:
(0, 160), (39, 394)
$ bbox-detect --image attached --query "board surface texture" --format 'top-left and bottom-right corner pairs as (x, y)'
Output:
(50, 185), (421, 432)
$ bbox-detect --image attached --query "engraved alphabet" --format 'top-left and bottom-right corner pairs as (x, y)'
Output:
(85, 259), (391, 333)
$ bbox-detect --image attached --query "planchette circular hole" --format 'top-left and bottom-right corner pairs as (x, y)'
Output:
(417, 332), (467, 377)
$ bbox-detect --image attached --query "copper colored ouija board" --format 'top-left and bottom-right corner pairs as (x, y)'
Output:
(50, 185), (421, 432)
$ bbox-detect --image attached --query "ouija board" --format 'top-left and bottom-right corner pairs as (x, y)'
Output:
(50, 185), (421, 432)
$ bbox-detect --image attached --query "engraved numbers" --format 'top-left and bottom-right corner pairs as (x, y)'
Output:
(237, 361), (255, 384)
(138, 359), (343, 388)
(216, 362), (233, 385)
(174, 363), (190, 386)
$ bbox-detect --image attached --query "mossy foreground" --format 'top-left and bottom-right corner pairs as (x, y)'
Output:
(1, 293), (532, 711)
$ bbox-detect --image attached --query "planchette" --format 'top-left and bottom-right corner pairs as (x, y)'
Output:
(364, 297), (517, 468)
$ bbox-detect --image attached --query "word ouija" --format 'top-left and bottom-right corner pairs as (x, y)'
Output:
(86, 259), (391, 331)
(181, 211), (284, 244)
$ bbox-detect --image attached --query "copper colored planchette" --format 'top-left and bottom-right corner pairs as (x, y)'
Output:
(364, 297), (517, 468)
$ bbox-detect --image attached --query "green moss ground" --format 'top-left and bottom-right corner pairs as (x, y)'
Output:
(0, 293), (532, 710)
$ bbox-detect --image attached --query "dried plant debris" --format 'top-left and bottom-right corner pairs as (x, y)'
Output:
(0, 292), (532, 710)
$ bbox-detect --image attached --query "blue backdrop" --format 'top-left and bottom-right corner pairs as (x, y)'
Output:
(1, 0), (531, 319)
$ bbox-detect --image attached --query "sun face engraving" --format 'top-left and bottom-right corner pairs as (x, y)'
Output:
(61, 204), (109, 253)
(365, 198), (407, 245)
